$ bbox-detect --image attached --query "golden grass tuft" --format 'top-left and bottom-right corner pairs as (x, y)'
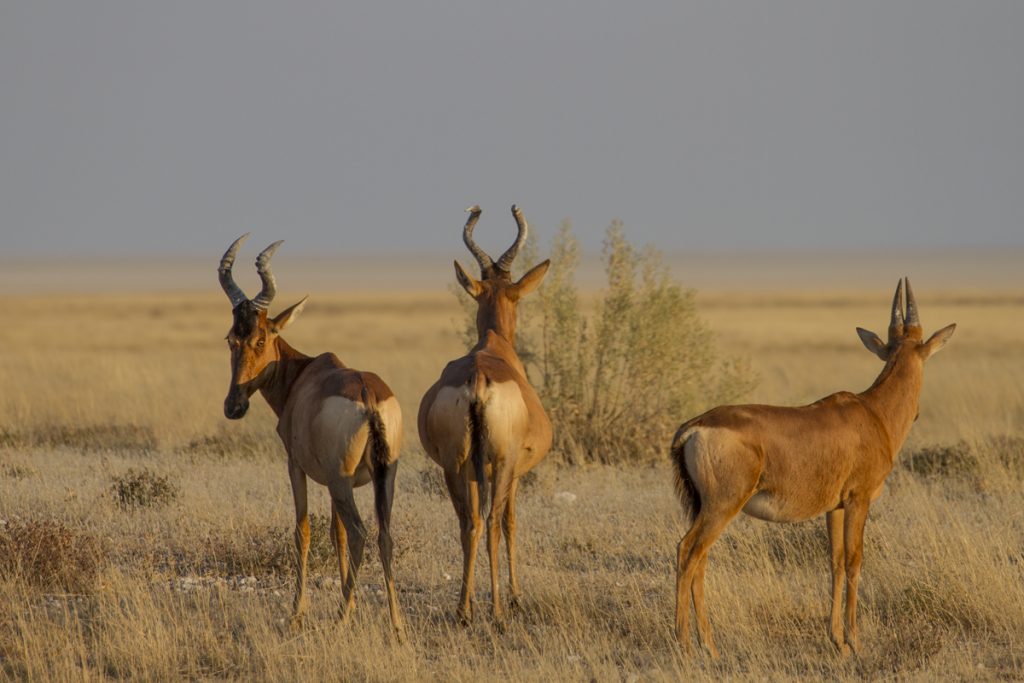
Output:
(1, 264), (1022, 680)
(0, 519), (107, 593)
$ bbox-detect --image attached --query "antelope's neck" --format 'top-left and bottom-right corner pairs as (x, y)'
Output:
(477, 325), (514, 349)
(474, 330), (527, 378)
(860, 355), (923, 455)
(259, 338), (313, 417)
(476, 300), (516, 348)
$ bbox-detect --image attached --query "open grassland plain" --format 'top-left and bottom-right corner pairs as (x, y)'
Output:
(1, 253), (1023, 681)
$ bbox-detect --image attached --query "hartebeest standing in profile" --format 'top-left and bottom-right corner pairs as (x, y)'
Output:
(419, 205), (552, 625)
(671, 279), (955, 658)
(218, 235), (404, 636)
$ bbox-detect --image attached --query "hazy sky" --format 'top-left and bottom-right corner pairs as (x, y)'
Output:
(2, 2), (1022, 258)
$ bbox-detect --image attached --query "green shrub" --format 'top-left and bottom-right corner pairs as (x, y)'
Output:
(111, 468), (179, 509)
(454, 219), (757, 463)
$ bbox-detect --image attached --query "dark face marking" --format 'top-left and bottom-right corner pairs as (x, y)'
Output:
(224, 301), (276, 419)
(230, 301), (260, 339)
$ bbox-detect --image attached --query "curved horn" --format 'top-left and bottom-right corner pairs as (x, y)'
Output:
(251, 240), (284, 310)
(218, 233), (250, 308)
(462, 205), (493, 273)
(888, 278), (905, 338)
(904, 277), (921, 328)
(496, 204), (528, 272)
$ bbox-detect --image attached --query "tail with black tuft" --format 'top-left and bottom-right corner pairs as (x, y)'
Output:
(671, 425), (701, 523)
(468, 373), (489, 521)
(362, 385), (391, 468)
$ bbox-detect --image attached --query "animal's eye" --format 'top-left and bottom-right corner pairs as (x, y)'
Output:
(256, 339), (265, 348)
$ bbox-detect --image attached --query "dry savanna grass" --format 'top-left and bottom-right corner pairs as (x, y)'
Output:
(1, 253), (1022, 680)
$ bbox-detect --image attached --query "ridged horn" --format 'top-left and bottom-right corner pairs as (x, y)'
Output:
(251, 240), (283, 310)
(904, 277), (921, 328)
(462, 205), (494, 273)
(218, 233), (250, 308)
(888, 278), (905, 338)
(495, 204), (528, 272)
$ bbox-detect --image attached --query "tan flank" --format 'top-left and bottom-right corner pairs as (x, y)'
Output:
(418, 205), (554, 624)
(671, 278), (956, 658)
(217, 235), (405, 636)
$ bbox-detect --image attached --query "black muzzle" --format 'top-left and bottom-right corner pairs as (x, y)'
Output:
(224, 395), (249, 420)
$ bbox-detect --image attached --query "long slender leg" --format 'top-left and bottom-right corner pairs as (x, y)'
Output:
(675, 518), (702, 653)
(676, 500), (748, 654)
(288, 459), (310, 630)
(373, 460), (405, 636)
(503, 477), (522, 609)
(442, 467), (469, 621)
(330, 499), (350, 620)
(331, 477), (367, 622)
(464, 471), (485, 624)
(842, 499), (870, 654)
(444, 466), (482, 624)
(487, 461), (513, 623)
(826, 509), (849, 655)
(691, 552), (719, 659)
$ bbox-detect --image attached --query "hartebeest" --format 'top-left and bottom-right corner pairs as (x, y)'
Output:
(218, 234), (404, 636)
(671, 279), (955, 657)
(418, 205), (552, 624)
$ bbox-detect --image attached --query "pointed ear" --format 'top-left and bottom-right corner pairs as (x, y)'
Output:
(454, 260), (483, 298)
(921, 323), (956, 359)
(270, 296), (308, 332)
(511, 260), (551, 300)
(856, 327), (889, 360)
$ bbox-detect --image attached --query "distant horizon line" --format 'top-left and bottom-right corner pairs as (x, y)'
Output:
(2, 244), (1022, 264)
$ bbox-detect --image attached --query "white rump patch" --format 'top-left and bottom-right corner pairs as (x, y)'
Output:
(479, 380), (529, 457)
(426, 385), (474, 465)
(683, 426), (796, 524)
(682, 427), (738, 494)
(376, 395), (403, 463)
(426, 380), (529, 467)
(306, 396), (370, 481)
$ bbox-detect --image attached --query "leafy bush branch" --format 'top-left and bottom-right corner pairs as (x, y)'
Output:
(454, 219), (757, 463)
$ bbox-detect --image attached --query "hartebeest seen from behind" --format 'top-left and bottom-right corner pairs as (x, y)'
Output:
(671, 279), (955, 658)
(419, 205), (552, 625)
(218, 234), (404, 636)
